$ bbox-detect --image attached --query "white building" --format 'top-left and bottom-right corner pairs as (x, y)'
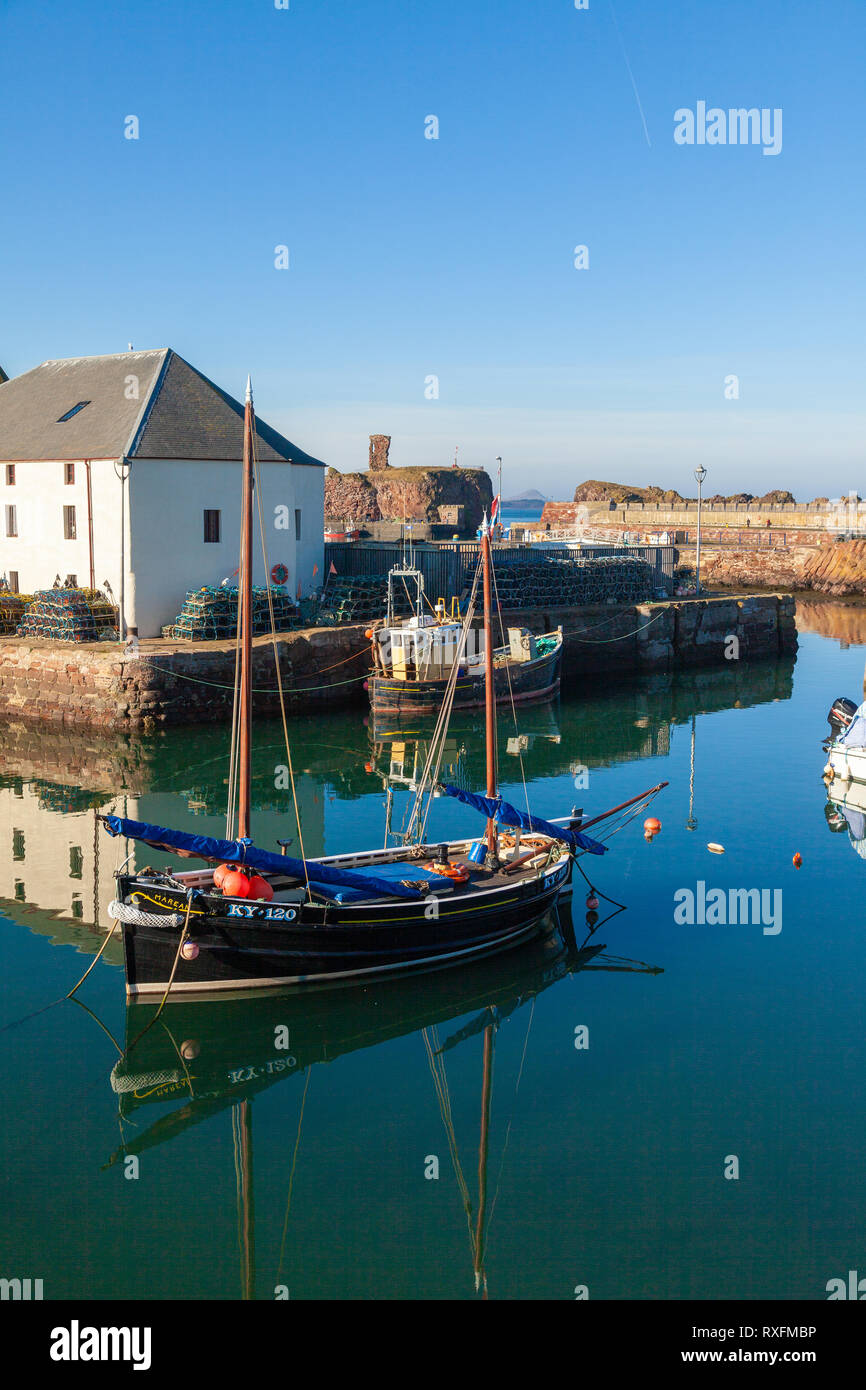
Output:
(0, 349), (325, 636)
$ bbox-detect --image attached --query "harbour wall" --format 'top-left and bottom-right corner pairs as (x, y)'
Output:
(0, 593), (796, 731)
(540, 500), (864, 533)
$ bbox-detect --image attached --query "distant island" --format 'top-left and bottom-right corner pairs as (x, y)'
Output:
(501, 489), (548, 508)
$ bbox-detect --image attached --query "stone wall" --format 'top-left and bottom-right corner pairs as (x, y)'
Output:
(0, 624), (373, 732)
(0, 594), (795, 731)
(496, 594), (796, 677)
(541, 499), (862, 533)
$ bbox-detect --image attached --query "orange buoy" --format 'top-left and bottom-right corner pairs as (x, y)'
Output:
(248, 874), (274, 901)
(222, 869), (251, 898)
(364, 761), (374, 773)
(644, 817), (661, 834)
(213, 863), (232, 889)
(365, 629), (374, 640)
(793, 852), (802, 869)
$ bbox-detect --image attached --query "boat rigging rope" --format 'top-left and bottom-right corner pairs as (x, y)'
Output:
(64, 920), (120, 998)
(422, 1026), (477, 1258)
(489, 555), (532, 827)
(122, 892), (195, 1057)
(485, 998), (535, 1247)
(406, 564), (482, 845)
(251, 422), (310, 890)
(275, 1065), (313, 1290)
(226, 516), (245, 839)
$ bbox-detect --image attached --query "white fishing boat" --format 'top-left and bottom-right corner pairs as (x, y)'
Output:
(823, 696), (866, 785)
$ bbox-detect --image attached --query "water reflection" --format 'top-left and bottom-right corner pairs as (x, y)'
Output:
(0, 653), (795, 943)
(824, 779), (866, 861)
(797, 599), (866, 648)
(98, 898), (662, 1299)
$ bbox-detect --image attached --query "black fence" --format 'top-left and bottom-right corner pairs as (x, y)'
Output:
(324, 540), (674, 601)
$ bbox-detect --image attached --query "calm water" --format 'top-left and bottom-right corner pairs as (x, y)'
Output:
(2, 602), (865, 1301)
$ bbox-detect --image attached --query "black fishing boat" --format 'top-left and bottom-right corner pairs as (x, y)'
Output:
(101, 379), (664, 999)
(101, 902), (662, 1298)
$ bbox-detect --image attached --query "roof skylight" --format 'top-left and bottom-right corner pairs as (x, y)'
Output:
(57, 401), (91, 423)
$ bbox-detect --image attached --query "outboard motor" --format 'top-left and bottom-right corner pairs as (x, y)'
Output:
(828, 697), (857, 734)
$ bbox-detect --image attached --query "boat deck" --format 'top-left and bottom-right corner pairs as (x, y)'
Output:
(162, 838), (564, 907)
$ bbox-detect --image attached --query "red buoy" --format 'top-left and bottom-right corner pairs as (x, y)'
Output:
(222, 870), (251, 898)
(248, 875), (274, 902)
(586, 893), (599, 911)
(213, 863), (232, 889)
(644, 817), (661, 834)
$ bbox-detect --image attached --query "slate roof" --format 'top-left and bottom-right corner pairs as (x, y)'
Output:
(0, 349), (325, 465)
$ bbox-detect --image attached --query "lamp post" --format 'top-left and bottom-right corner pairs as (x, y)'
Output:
(694, 465), (707, 596)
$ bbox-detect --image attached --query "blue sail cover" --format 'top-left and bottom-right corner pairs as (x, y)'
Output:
(440, 786), (607, 855)
(100, 815), (423, 900)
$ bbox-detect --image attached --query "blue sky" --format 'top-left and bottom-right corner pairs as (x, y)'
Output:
(1, 0), (863, 497)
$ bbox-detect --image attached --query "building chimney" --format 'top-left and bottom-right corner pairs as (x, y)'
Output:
(369, 434), (391, 471)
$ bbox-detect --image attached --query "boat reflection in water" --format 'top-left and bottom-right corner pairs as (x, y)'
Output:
(103, 897), (662, 1298)
(824, 777), (866, 862)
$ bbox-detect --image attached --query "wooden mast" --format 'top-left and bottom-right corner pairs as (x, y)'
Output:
(238, 376), (254, 839)
(481, 515), (497, 861)
(473, 1019), (494, 1297)
(235, 1099), (256, 1300)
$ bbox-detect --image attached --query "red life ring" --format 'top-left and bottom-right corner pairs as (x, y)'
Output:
(271, 563), (289, 587)
(425, 861), (470, 884)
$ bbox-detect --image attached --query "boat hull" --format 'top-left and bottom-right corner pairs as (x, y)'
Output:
(826, 741), (866, 784)
(370, 637), (562, 716)
(118, 857), (572, 998)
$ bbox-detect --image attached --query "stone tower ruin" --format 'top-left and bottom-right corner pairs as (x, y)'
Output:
(369, 434), (391, 471)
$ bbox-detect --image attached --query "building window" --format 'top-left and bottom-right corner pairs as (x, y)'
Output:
(71, 896), (83, 920)
(63, 505), (76, 540)
(57, 401), (90, 423)
(12, 829), (25, 862)
(295, 508), (302, 541)
(64, 463), (75, 485)
(204, 509), (221, 543)
(8, 571), (18, 593)
(69, 846), (83, 880)
(5, 465), (14, 485)
(5, 504), (17, 537)
(14, 881), (25, 903)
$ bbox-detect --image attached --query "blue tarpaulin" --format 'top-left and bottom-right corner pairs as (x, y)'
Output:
(100, 815), (423, 900)
(440, 785), (607, 855)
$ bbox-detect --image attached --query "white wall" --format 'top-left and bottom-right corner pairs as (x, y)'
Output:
(0, 455), (324, 638)
(0, 457), (127, 606)
(128, 458), (325, 636)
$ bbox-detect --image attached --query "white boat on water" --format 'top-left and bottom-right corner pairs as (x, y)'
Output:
(823, 696), (866, 784)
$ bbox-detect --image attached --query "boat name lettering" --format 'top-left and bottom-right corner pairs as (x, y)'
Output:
(228, 1057), (298, 1085)
(226, 904), (298, 921)
(543, 865), (568, 891)
(132, 891), (182, 912)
